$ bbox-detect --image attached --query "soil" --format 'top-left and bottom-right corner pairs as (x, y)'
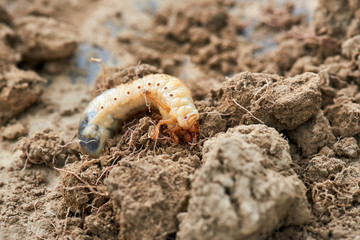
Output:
(0, 0), (360, 239)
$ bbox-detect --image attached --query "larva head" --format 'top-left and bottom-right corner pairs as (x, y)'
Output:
(78, 119), (111, 157)
(177, 108), (199, 129)
(176, 110), (200, 144)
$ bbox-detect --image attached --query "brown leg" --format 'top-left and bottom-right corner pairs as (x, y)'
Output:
(170, 125), (181, 145)
(192, 132), (198, 144)
(144, 91), (171, 114)
(153, 119), (175, 140)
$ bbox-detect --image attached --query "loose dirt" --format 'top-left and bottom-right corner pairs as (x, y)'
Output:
(0, 0), (360, 239)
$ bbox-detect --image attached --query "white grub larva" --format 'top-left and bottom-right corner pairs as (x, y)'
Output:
(78, 73), (200, 157)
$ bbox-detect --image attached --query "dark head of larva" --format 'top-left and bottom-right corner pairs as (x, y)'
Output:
(78, 119), (101, 156)
(78, 111), (112, 157)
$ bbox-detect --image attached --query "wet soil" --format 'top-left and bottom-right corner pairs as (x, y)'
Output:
(1, 0), (360, 239)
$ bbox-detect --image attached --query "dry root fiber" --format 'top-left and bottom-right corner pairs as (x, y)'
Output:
(312, 167), (360, 221)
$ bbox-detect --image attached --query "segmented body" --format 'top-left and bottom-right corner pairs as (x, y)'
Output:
(78, 74), (200, 156)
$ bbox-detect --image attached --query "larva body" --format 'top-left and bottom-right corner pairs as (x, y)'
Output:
(79, 74), (200, 156)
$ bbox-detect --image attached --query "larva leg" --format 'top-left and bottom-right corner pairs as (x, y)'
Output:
(170, 125), (180, 144)
(144, 91), (171, 113)
(192, 132), (198, 144)
(153, 119), (175, 140)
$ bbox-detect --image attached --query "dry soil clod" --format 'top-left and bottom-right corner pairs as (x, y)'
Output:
(178, 125), (311, 240)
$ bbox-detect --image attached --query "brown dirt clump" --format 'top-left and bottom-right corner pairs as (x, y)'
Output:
(0, 170), (54, 239)
(0, 23), (22, 65)
(107, 115), (199, 157)
(314, 0), (360, 39)
(312, 166), (360, 221)
(333, 137), (359, 159)
(258, 2), (305, 30)
(0, 4), (13, 26)
(305, 155), (345, 185)
(60, 161), (109, 211)
(92, 63), (162, 97)
(195, 101), (227, 139)
(316, 66), (356, 108)
(58, 160), (118, 239)
(15, 15), (78, 62)
(324, 96), (360, 137)
(0, 5), (22, 65)
(291, 28), (342, 61)
(1, 122), (27, 140)
(2, 0), (360, 239)
(148, 1), (244, 75)
(288, 56), (320, 77)
(318, 56), (357, 86)
(17, 129), (79, 168)
(106, 154), (200, 240)
(112, 116), (156, 154)
(341, 34), (360, 59)
(0, 65), (46, 126)
(271, 38), (306, 74)
(117, 1), (248, 99)
(178, 125), (310, 240)
(287, 111), (336, 158)
(215, 71), (321, 131)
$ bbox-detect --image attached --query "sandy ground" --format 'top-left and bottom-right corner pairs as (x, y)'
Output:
(1, 0), (360, 239)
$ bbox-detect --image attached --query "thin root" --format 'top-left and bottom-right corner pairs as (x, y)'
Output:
(232, 98), (265, 124)
(54, 167), (109, 197)
(61, 207), (70, 239)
